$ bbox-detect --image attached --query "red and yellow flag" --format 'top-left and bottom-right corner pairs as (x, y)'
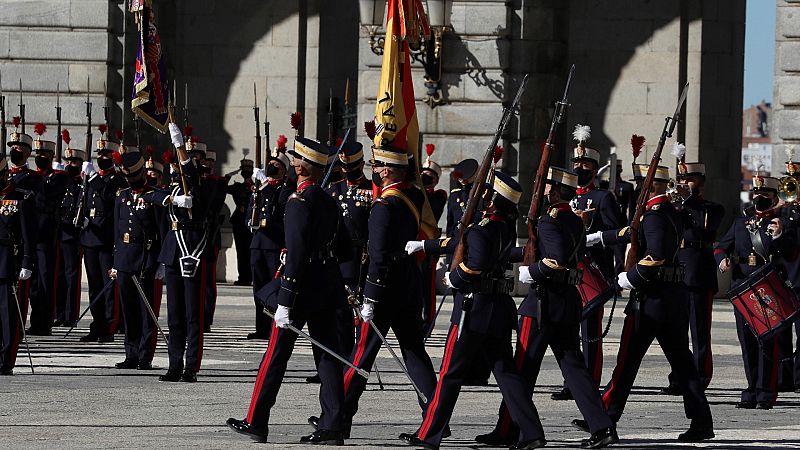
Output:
(373, 0), (439, 239)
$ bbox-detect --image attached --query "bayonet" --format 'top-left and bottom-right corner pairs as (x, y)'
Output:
(55, 82), (63, 162)
(18, 79), (24, 133)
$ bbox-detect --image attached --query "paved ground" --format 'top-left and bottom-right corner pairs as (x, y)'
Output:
(2, 284), (800, 449)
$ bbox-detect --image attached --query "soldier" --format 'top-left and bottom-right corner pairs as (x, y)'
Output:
(575, 165), (714, 442)
(445, 158), (478, 238)
(227, 158), (255, 286)
(420, 144), (447, 333)
(78, 130), (127, 343)
(555, 127), (624, 400)
(0, 147), (36, 375)
(227, 136), (348, 445)
(54, 134), (86, 327)
(111, 150), (172, 370)
(778, 157), (800, 392)
(474, 168), (617, 449)
(198, 148), (228, 332)
(714, 174), (794, 409)
(157, 125), (204, 382)
(26, 125), (70, 336)
(660, 162), (725, 394)
(246, 143), (289, 340)
(421, 144), (447, 221)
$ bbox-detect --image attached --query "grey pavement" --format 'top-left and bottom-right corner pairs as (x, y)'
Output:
(1, 284), (800, 449)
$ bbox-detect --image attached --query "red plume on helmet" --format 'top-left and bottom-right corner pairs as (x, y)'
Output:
(425, 143), (435, 157)
(290, 112), (302, 131)
(335, 137), (343, 148)
(183, 125), (193, 138)
(34, 122), (47, 137)
(276, 134), (288, 151)
(364, 120), (376, 141)
(12, 116), (21, 129)
(145, 145), (155, 157)
(451, 170), (463, 179)
(98, 124), (108, 136)
(162, 150), (174, 164)
(114, 129), (124, 142)
(61, 129), (71, 145)
(111, 151), (123, 166)
(493, 145), (504, 163)
(630, 134), (645, 162)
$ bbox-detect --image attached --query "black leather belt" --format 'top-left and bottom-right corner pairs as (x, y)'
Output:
(171, 221), (205, 231)
(473, 277), (515, 295)
(550, 268), (583, 285)
(682, 240), (713, 249)
(657, 265), (685, 283)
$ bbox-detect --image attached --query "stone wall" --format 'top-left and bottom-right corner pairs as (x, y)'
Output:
(774, 0), (800, 167)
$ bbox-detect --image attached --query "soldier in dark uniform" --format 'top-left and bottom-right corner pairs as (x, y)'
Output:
(78, 131), (127, 343)
(576, 165), (714, 442)
(714, 174), (794, 409)
(555, 134), (624, 400)
(610, 161), (636, 277)
(0, 146), (37, 375)
(227, 136), (348, 445)
(111, 150), (172, 370)
(445, 158), (478, 238)
(420, 145), (447, 333)
(197, 148), (228, 332)
(54, 140), (86, 327)
(26, 129), (69, 336)
(157, 126), (205, 382)
(473, 168), (617, 449)
(422, 144), (447, 221)
(246, 146), (289, 340)
(227, 158), (255, 286)
(778, 158), (800, 392)
(660, 162), (725, 394)
(141, 151), (168, 364)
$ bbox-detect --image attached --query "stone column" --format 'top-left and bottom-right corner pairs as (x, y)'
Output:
(774, 0), (800, 166)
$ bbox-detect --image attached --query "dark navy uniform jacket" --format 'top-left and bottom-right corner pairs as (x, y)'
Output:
(247, 181), (288, 251)
(60, 176), (83, 242)
(276, 181), (346, 312)
(328, 176), (373, 282)
(228, 179), (253, 228)
(158, 160), (206, 267)
(445, 184), (471, 237)
(35, 168), (70, 244)
(571, 184), (624, 275)
(714, 209), (797, 285)
(113, 186), (170, 273)
(199, 174), (229, 256)
(80, 169), (128, 249)
(363, 182), (424, 306)
(615, 180), (636, 223)
(679, 194), (725, 290)
(427, 188), (447, 222)
(0, 185), (36, 277)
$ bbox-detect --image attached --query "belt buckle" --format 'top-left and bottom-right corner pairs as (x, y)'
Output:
(89, 208), (96, 218)
(123, 232), (130, 243)
(260, 218), (267, 227)
(171, 222), (178, 231)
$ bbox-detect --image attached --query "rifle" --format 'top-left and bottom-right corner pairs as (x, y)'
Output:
(522, 65), (574, 327)
(183, 83), (190, 131)
(249, 82), (262, 228)
(263, 78), (270, 168)
(18, 79), (25, 134)
(327, 88), (336, 147)
(55, 83), (63, 162)
(170, 81), (192, 218)
(624, 82), (689, 271)
(608, 149), (618, 196)
(1, 71), (6, 151)
(73, 77), (92, 228)
(103, 83), (110, 138)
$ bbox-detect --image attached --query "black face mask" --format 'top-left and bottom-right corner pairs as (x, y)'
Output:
(146, 175), (159, 187)
(241, 170), (253, 179)
(128, 178), (145, 189)
(754, 195), (774, 212)
(287, 166), (298, 184)
(66, 165), (81, 178)
(35, 156), (50, 170)
(690, 187), (701, 197)
(97, 158), (113, 171)
(266, 165), (279, 177)
(170, 171), (180, 184)
(10, 149), (26, 166)
(372, 171), (383, 187)
(329, 170), (345, 183)
(576, 168), (594, 186)
(422, 173), (435, 187)
(346, 170), (363, 182)
(200, 165), (212, 175)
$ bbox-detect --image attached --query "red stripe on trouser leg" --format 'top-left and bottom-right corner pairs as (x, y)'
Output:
(247, 323), (280, 423)
(703, 289), (714, 386)
(592, 309), (604, 385)
(418, 324), (459, 440)
(499, 316), (532, 435)
(196, 260), (207, 371)
(344, 320), (372, 395)
(602, 314), (634, 410)
(71, 250), (83, 322)
(52, 241), (61, 319)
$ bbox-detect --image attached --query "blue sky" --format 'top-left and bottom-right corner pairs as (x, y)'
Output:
(743, 2), (776, 107)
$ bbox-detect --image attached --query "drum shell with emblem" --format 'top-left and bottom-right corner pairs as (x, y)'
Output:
(727, 264), (800, 341)
(577, 256), (614, 319)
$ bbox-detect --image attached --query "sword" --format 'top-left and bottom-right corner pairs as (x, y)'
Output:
(11, 282), (33, 374)
(364, 318), (428, 404)
(64, 278), (116, 338)
(131, 274), (169, 347)
(262, 309), (369, 379)
(424, 288), (450, 343)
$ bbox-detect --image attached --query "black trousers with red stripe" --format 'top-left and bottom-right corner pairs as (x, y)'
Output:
(420, 255), (438, 334)
(118, 270), (162, 364)
(573, 307), (603, 388)
(341, 302), (436, 427)
(492, 315), (613, 440)
(164, 264), (204, 372)
(55, 241), (82, 324)
(0, 279), (29, 371)
(30, 240), (59, 331)
(602, 309), (712, 425)
(734, 309), (780, 404)
(251, 249), (280, 335)
(668, 288), (715, 388)
(245, 308), (344, 432)
(83, 246), (119, 337)
(142, 275), (163, 365)
(416, 323), (544, 447)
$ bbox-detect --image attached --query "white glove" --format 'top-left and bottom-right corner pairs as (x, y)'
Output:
(274, 305), (292, 329)
(52, 161), (65, 171)
(82, 161), (96, 177)
(81, 217), (90, 229)
(172, 195), (193, 209)
(108, 268), (118, 279)
(405, 240), (424, 255)
(18, 268), (32, 281)
(443, 271), (456, 289)
(360, 301), (375, 322)
(155, 264), (166, 280)
(169, 123), (185, 148)
(518, 266), (534, 284)
(617, 271), (634, 290)
(586, 231), (603, 247)
(252, 168), (267, 184)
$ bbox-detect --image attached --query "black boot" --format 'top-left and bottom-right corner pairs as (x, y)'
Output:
(181, 369), (198, 382)
(551, 387), (573, 400)
(398, 433), (437, 449)
(571, 419), (590, 433)
(226, 418), (268, 442)
(159, 369), (182, 382)
(677, 423), (714, 442)
(659, 383), (683, 396)
(114, 359), (139, 369)
(510, 437), (547, 449)
(300, 429), (344, 445)
(475, 429), (514, 446)
(581, 427), (619, 449)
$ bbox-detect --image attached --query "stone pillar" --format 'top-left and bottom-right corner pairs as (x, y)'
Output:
(774, 0), (800, 166)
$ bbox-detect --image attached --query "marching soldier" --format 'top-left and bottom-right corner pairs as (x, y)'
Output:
(227, 136), (348, 445)
(779, 156), (800, 392)
(0, 147), (36, 375)
(227, 158), (255, 286)
(474, 168), (617, 449)
(577, 165), (714, 442)
(445, 158), (478, 238)
(198, 148), (228, 332)
(421, 144), (447, 221)
(54, 133), (85, 327)
(420, 144), (447, 332)
(613, 161), (636, 223)
(556, 126), (624, 400)
(78, 129), (127, 343)
(157, 125), (203, 382)
(715, 174), (793, 409)
(27, 125), (69, 336)
(246, 143), (289, 339)
(661, 162), (725, 394)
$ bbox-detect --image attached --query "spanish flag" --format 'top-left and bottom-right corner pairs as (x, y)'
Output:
(373, 0), (439, 239)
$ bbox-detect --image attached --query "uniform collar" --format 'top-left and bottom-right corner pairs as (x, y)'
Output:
(382, 181), (404, 191)
(548, 201), (571, 213)
(98, 168), (116, 177)
(347, 175), (366, 186)
(10, 163), (28, 174)
(646, 194), (670, 210)
(296, 179), (316, 192)
(575, 183), (595, 195)
(36, 167), (51, 176)
(267, 178), (282, 187)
